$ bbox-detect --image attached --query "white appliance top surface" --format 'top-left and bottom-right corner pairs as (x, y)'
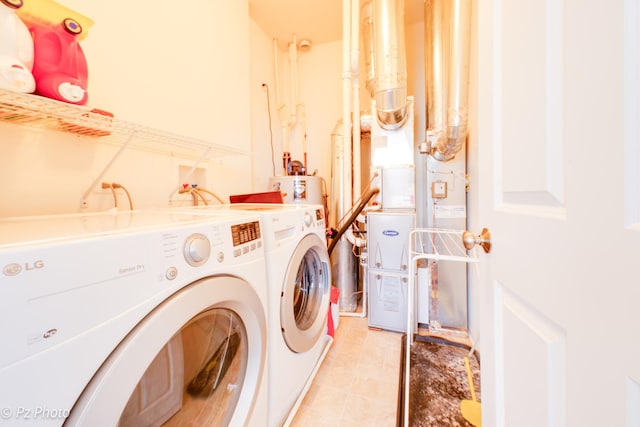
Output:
(0, 210), (258, 248)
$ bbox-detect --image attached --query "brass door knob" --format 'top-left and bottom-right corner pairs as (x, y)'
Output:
(462, 228), (491, 253)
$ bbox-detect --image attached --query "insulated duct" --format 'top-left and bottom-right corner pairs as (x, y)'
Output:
(361, 0), (375, 98)
(373, 0), (408, 130)
(425, 0), (472, 162)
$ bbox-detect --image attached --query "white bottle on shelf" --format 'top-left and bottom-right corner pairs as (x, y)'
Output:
(0, 0), (35, 93)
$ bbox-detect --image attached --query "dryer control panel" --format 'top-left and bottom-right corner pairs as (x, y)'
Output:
(231, 221), (262, 258)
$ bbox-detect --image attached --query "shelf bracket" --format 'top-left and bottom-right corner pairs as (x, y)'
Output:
(81, 131), (137, 208)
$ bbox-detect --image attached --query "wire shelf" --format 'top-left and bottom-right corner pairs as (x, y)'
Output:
(1, 88), (250, 207)
(0, 88), (247, 158)
(402, 228), (480, 426)
(409, 228), (480, 264)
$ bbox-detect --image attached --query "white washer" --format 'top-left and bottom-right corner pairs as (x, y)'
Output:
(255, 204), (331, 427)
(0, 210), (268, 426)
(171, 204), (332, 427)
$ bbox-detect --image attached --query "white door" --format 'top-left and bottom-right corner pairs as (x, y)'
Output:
(472, 1), (640, 426)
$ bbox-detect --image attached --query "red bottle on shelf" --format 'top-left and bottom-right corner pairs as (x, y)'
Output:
(30, 17), (88, 105)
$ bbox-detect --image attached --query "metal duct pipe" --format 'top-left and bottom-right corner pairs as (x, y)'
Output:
(361, 0), (375, 98)
(373, 0), (408, 130)
(425, 0), (445, 141)
(331, 239), (358, 312)
(425, 0), (472, 162)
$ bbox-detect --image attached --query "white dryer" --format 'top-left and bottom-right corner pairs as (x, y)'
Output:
(0, 210), (268, 426)
(174, 204), (332, 426)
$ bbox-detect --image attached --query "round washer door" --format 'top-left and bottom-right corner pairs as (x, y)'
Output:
(65, 276), (266, 427)
(280, 233), (330, 353)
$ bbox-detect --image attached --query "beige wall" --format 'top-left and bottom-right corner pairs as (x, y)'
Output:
(65, 0), (252, 146)
(1, 0), (253, 217)
(249, 26), (343, 198)
(2, 2), (437, 230)
(249, 19), (280, 192)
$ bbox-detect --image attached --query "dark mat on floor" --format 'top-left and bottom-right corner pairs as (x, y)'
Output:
(397, 335), (481, 427)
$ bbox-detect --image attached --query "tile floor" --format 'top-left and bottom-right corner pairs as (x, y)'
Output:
(290, 315), (403, 427)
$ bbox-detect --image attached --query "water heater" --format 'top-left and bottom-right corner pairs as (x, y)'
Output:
(269, 175), (324, 205)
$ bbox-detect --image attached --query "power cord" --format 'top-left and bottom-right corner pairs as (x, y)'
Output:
(262, 83), (276, 177)
(101, 182), (134, 210)
(102, 182), (118, 208)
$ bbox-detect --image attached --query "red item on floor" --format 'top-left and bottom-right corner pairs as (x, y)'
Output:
(330, 285), (340, 304)
(327, 305), (335, 337)
(327, 286), (340, 337)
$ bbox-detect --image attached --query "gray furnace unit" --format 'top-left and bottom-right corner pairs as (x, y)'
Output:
(366, 210), (415, 332)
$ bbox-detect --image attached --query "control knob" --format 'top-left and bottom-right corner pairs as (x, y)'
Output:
(184, 233), (211, 267)
(303, 212), (313, 227)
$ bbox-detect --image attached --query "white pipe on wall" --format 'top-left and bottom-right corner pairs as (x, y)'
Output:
(274, 38), (291, 164)
(341, 0), (353, 213)
(300, 103), (307, 170)
(290, 34), (299, 113)
(330, 120), (345, 226)
(276, 35), (304, 164)
(281, 116), (291, 155)
(351, 0), (361, 200)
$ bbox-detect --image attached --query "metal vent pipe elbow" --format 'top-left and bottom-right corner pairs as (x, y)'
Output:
(425, 0), (472, 161)
(373, 0), (408, 130)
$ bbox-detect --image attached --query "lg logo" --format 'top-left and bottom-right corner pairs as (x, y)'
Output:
(3, 260), (44, 276)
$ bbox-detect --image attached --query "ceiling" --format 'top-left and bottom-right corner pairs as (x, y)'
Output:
(248, 0), (424, 47)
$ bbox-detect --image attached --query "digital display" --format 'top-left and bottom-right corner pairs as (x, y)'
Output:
(231, 221), (261, 246)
